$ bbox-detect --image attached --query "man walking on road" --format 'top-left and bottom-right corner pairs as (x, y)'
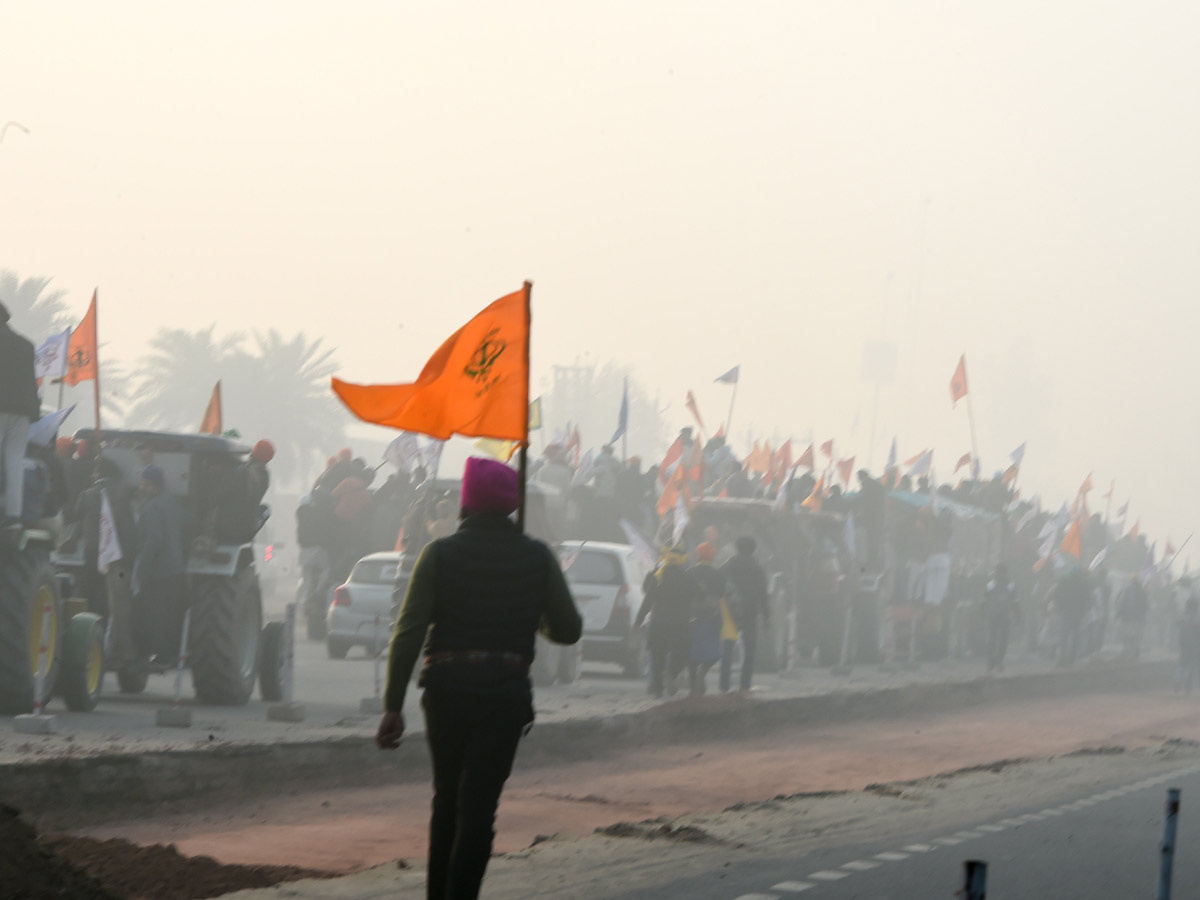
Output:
(376, 457), (582, 900)
(0, 301), (39, 528)
(721, 536), (770, 693)
(983, 563), (1018, 673)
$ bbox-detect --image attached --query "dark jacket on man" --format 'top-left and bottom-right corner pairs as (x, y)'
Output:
(722, 550), (770, 626)
(384, 513), (581, 717)
(135, 490), (185, 586)
(0, 321), (39, 421)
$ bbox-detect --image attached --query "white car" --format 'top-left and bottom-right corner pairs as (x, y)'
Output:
(326, 551), (405, 659)
(560, 541), (648, 677)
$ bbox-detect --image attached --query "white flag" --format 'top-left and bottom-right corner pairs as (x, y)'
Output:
(672, 492), (689, 545)
(384, 433), (421, 472)
(571, 449), (596, 487)
(34, 328), (70, 387)
(1010, 442), (1027, 467)
(885, 437), (897, 472)
(97, 489), (123, 574)
(560, 540), (586, 574)
(26, 404), (76, 448)
(1088, 546), (1109, 572)
(420, 438), (445, 474)
(620, 519), (658, 571)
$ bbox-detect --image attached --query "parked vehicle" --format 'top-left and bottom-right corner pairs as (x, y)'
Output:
(560, 541), (647, 677)
(327, 551), (404, 659)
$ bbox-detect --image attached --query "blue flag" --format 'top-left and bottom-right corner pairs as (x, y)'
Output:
(610, 378), (629, 445)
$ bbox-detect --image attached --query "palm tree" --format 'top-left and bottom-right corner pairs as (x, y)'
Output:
(0, 270), (71, 342)
(127, 326), (245, 431)
(224, 330), (345, 489)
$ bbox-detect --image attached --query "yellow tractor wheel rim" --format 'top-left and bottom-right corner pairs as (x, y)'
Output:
(87, 637), (103, 695)
(28, 584), (58, 681)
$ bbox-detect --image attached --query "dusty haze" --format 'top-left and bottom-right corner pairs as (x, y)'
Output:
(2, 1), (1198, 548)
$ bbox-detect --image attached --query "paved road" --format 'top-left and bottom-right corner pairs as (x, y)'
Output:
(605, 766), (1200, 900)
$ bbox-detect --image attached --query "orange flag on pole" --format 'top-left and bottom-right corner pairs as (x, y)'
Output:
(950, 354), (968, 407)
(1060, 519), (1083, 559)
(797, 443), (815, 471)
(801, 475), (825, 511)
(64, 290), (98, 387)
(332, 284), (531, 441)
(199, 381), (222, 435)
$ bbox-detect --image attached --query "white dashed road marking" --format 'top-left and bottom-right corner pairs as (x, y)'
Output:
(841, 860), (880, 871)
(727, 767), (1200, 900)
(808, 870), (849, 881)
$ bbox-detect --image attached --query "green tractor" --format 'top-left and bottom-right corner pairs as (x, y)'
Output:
(40, 429), (285, 711)
(0, 525), (103, 715)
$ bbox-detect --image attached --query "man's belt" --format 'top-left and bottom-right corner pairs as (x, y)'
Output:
(424, 650), (530, 672)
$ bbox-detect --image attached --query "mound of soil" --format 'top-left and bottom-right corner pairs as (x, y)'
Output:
(41, 834), (335, 900)
(0, 804), (119, 900)
(0, 802), (334, 900)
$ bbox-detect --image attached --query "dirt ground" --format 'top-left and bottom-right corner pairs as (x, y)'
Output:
(77, 689), (1200, 874)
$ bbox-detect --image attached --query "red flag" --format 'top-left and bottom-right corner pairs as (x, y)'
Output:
(837, 456), (856, 488)
(797, 443), (815, 471)
(64, 290), (98, 387)
(199, 381), (222, 435)
(820, 439), (834, 459)
(1166, 539), (1177, 557)
(685, 391), (706, 433)
(1130, 520), (1141, 539)
(904, 450), (928, 467)
(771, 440), (793, 485)
(950, 355), (968, 407)
(1078, 473), (1093, 496)
(1001, 464), (1018, 486)
(954, 452), (972, 474)
(1102, 479), (1114, 500)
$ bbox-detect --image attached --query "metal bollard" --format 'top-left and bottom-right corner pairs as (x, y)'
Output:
(172, 609), (191, 705)
(267, 602), (306, 721)
(32, 596), (55, 715)
(282, 601), (296, 705)
(360, 613), (386, 713)
(962, 859), (987, 899)
(1158, 788), (1181, 900)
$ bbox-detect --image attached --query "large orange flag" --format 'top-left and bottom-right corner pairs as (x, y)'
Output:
(333, 285), (531, 442)
(63, 290), (98, 387)
(200, 381), (222, 435)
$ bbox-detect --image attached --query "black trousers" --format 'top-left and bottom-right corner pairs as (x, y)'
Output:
(422, 689), (529, 900)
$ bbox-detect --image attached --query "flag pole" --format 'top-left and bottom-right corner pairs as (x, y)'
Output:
(92, 290), (102, 434)
(965, 391), (980, 481)
(725, 377), (739, 437)
(517, 281), (533, 534)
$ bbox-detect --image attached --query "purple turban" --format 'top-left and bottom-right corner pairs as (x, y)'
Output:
(461, 457), (520, 516)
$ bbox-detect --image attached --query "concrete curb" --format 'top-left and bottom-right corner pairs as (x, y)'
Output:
(0, 658), (1173, 827)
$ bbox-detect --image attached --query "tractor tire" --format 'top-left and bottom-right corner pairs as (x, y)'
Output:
(190, 565), (263, 705)
(61, 613), (105, 712)
(259, 621), (285, 702)
(0, 546), (61, 715)
(326, 637), (350, 659)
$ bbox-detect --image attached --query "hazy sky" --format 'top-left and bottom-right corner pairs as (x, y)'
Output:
(4, 1), (1199, 547)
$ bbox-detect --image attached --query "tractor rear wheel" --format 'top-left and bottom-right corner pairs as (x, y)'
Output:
(190, 564), (262, 705)
(0, 545), (61, 715)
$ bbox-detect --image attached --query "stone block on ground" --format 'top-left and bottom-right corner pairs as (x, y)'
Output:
(268, 702), (307, 722)
(14, 713), (58, 735)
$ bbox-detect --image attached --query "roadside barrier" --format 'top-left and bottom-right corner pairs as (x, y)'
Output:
(268, 602), (305, 722)
(156, 610), (192, 727)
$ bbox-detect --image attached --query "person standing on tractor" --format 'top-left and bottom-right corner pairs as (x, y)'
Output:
(376, 457), (581, 900)
(134, 465), (187, 658)
(0, 300), (39, 529)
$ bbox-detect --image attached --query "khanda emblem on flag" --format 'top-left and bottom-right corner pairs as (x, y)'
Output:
(68, 346), (92, 374)
(464, 328), (507, 392)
